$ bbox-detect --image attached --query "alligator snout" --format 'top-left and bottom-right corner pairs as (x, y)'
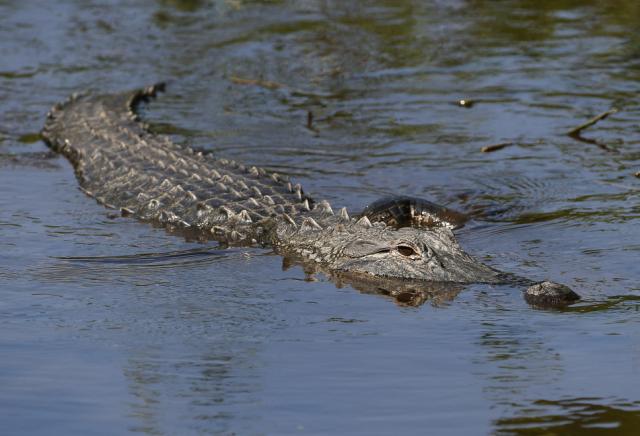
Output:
(524, 281), (581, 308)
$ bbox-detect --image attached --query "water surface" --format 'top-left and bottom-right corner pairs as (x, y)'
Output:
(1, 0), (639, 434)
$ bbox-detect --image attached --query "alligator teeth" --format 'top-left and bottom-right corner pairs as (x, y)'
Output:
(249, 166), (260, 177)
(287, 182), (293, 192)
(229, 188), (242, 198)
(210, 169), (221, 178)
(220, 174), (233, 184)
(356, 216), (372, 228)
(247, 197), (260, 207)
(301, 199), (310, 211)
(339, 207), (350, 221)
(120, 207), (135, 216)
(237, 180), (249, 191)
(301, 217), (323, 231)
(160, 179), (173, 190)
(185, 190), (197, 201)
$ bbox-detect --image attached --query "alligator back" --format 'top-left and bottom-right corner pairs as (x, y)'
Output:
(41, 84), (314, 243)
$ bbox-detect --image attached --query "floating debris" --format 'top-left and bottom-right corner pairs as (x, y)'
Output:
(307, 110), (313, 129)
(480, 141), (514, 153)
(230, 76), (283, 90)
(567, 108), (618, 136)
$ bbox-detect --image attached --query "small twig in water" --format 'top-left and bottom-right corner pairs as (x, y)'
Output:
(230, 76), (284, 90)
(567, 108), (618, 136)
(481, 142), (514, 153)
(32, 293), (64, 298)
(307, 111), (314, 129)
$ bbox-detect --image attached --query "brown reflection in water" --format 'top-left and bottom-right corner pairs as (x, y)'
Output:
(563, 295), (640, 314)
(494, 398), (640, 435)
(283, 255), (464, 307)
(332, 270), (464, 307)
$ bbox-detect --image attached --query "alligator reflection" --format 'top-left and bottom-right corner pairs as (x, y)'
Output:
(494, 398), (640, 435)
(332, 271), (465, 307)
(283, 256), (464, 307)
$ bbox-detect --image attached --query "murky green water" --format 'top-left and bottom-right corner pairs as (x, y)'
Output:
(1, 0), (639, 434)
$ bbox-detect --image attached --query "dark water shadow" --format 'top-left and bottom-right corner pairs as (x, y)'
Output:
(495, 397), (640, 435)
(36, 247), (252, 287)
(0, 150), (60, 169)
(281, 255), (465, 307)
(54, 246), (236, 266)
(331, 270), (465, 307)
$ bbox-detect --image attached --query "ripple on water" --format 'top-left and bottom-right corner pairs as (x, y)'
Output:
(2, 0), (640, 434)
(33, 247), (256, 287)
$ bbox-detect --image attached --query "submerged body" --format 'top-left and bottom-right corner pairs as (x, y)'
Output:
(41, 85), (579, 306)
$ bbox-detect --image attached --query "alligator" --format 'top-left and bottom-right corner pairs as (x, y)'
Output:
(41, 84), (580, 307)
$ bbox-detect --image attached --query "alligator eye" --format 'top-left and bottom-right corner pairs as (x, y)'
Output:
(396, 244), (419, 257)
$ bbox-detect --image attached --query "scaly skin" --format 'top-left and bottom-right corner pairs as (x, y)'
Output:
(41, 84), (580, 307)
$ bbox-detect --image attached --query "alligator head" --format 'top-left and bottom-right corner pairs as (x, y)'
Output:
(278, 217), (501, 284)
(332, 224), (500, 283)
